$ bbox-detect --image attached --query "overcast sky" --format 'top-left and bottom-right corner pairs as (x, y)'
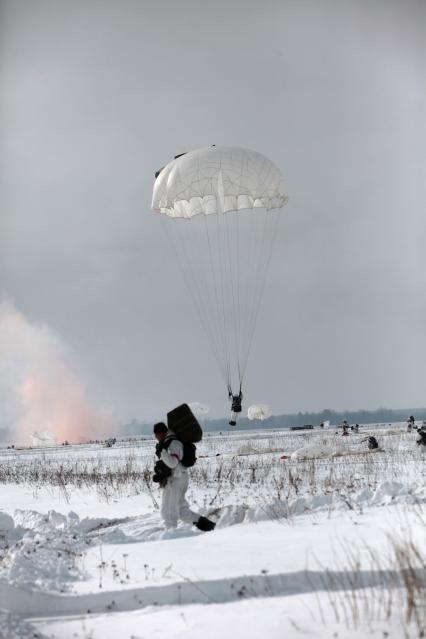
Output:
(1, 0), (425, 423)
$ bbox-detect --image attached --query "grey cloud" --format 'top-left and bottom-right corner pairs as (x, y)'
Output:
(1, 0), (425, 422)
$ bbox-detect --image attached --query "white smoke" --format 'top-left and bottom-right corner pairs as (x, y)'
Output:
(0, 299), (115, 444)
(188, 402), (210, 417)
(31, 431), (57, 448)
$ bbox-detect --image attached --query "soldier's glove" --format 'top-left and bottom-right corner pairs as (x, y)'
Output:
(154, 460), (172, 475)
(152, 460), (172, 484)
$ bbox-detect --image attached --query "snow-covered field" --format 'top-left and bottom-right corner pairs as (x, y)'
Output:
(1, 423), (425, 638)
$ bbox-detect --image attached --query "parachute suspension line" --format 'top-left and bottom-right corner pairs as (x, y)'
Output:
(240, 209), (271, 381)
(227, 212), (241, 393)
(221, 211), (233, 391)
(235, 211), (242, 387)
(214, 162), (231, 389)
(190, 216), (223, 369)
(184, 216), (232, 390)
(238, 209), (264, 383)
(238, 207), (258, 386)
(241, 209), (281, 382)
(202, 214), (230, 387)
(216, 212), (232, 390)
(250, 210), (281, 357)
(161, 217), (228, 385)
(238, 210), (274, 383)
(224, 210), (241, 390)
(183, 219), (233, 386)
(250, 210), (270, 328)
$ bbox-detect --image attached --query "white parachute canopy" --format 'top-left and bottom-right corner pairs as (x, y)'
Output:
(152, 146), (287, 397)
(291, 442), (345, 461)
(31, 431), (57, 447)
(247, 404), (272, 421)
(152, 146), (287, 218)
(188, 402), (210, 417)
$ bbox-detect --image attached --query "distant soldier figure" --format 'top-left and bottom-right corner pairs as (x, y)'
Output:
(342, 420), (349, 436)
(416, 429), (426, 450)
(407, 415), (415, 432)
(368, 436), (379, 450)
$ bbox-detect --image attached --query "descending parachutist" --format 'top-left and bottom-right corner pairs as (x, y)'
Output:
(152, 146), (287, 425)
(229, 390), (243, 427)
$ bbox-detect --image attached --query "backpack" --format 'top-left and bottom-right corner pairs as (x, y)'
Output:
(167, 404), (203, 443)
(161, 436), (197, 468)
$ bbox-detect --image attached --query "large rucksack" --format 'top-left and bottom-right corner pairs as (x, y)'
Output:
(161, 404), (202, 468)
(167, 404), (203, 443)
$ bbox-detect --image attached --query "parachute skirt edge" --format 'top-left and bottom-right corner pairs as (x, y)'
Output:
(152, 194), (288, 219)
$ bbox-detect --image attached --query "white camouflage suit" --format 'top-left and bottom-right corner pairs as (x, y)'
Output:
(159, 437), (199, 529)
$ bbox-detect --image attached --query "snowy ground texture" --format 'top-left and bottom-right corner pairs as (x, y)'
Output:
(1, 422), (426, 638)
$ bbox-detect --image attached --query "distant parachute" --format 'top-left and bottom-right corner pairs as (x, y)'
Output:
(188, 402), (210, 417)
(31, 431), (57, 447)
(247, 404), (272, 421)
(152, 146), (287, 417)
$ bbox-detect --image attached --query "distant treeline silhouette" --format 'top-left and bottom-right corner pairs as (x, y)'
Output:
(3, 407), (422, 443)
(120, 407), (426, 437)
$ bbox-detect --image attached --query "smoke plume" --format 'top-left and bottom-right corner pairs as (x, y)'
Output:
(0, 299), (115, 444)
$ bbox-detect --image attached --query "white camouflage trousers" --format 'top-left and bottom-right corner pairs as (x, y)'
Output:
(160, 472), (199, 529)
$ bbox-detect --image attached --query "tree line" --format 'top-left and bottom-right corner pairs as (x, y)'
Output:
(121, 407), (426, 436)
